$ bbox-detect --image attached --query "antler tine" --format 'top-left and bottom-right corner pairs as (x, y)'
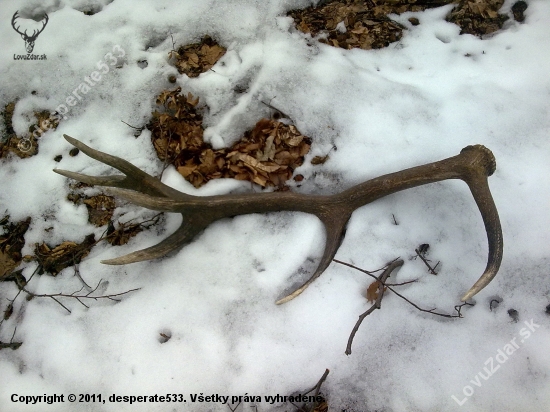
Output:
(276, 212), (351, 304)
(101, 217), (208, 265)
(56, 134), (190, 200)
(53, 169), (127, 187)
(459, 151), (502, 300)
(103, 187), (184, 213)
(460, 179), (502, 301)
(447, 145), (502, 301)
(332, 144), (502, 302)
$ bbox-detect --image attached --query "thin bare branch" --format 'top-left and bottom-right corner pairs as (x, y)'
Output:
(346, 259), (403, 355)
(18, 280), (140, 314)
(303, 369), (330, 397)
(383, 286), (459, 318)
(415, 248), (439, 275)
(0, 324), (22, 350)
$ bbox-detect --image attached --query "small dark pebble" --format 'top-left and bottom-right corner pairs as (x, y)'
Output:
(545, 303), (550, 315)
(168, 75), (177, 83)
(54, 155), (62, 162)
(408, 17), (420, 26)
(69, 148), (79, 157)
(508, 308), (519, 322)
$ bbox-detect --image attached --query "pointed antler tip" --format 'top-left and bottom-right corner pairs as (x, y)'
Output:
(460, 290), (475, 302)
(63, 134), (75, 143)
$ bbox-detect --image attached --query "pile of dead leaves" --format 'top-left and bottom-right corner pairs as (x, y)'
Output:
(0, 103), (59, 159)
(82, 195), (116, 227)
(66, 187), (160, 246)
(34, 234), (96, 276)
(289, 0), (515, 51)
(0, 216), (30, 281)
(288, 0), (411, 50)
(169, 35), (226, 78)
(448, 0), (509, 36)
(222, 118), (311, 187)
(149, 87), (311, 189)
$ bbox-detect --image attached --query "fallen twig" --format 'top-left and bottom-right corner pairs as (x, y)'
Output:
(304, 368), (329, 397)
(334, 258), (466, 355)
(20, 280), (140, 314)
(346, 259), (403, 355)
(290, 368), (330, 412)
(0, 325), (22, 350)
(415, 247), (439, 275)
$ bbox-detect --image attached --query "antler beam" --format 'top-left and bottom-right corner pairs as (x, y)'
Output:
(54, 134), (502, 304)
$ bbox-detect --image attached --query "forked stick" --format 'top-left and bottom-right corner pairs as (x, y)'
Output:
(54, 135), (502, 304)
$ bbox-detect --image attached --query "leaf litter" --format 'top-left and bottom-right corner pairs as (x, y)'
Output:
(149, 87), (312, 189)
(0, 103), (61, 159)
(169, 35), (227, 78)
(288, 0), (521, 51)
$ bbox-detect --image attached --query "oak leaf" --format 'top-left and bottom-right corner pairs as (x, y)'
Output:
(366, 280), (387, 303)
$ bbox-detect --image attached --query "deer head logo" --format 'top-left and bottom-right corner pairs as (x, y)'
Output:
(11, 11), (49, 54)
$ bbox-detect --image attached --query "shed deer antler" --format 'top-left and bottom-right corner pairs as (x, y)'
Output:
(54, 135), (502, 304)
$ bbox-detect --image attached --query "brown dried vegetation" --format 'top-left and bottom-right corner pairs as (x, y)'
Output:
(66, 188), (161, 246)
(0, 216), (30, 280)
(289, 0), (411, 50)
(169, 35), (226, 78)
(105, 214), (163, 247)
(83, 195), (117, 227)
(0, 103), (59, 159)
(448, 0), (509, 36)
(34, 234), (96, 276)
(288, 0), (514, 51)
(366, 279), (387, 303)
(149, 87), (311, 189)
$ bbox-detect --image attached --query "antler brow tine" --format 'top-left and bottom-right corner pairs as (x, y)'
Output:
(54, 136), (502, 304)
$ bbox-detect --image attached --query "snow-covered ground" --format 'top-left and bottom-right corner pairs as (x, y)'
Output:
(1, 0), (549, 411)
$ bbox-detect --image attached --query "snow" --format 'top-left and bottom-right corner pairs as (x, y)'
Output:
(1, 0), (550, 411)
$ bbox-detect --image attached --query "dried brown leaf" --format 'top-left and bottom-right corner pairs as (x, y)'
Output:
(366, 280), (387, 303)
(83, 195), (116, 227)
(35, 234), (96, 276)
